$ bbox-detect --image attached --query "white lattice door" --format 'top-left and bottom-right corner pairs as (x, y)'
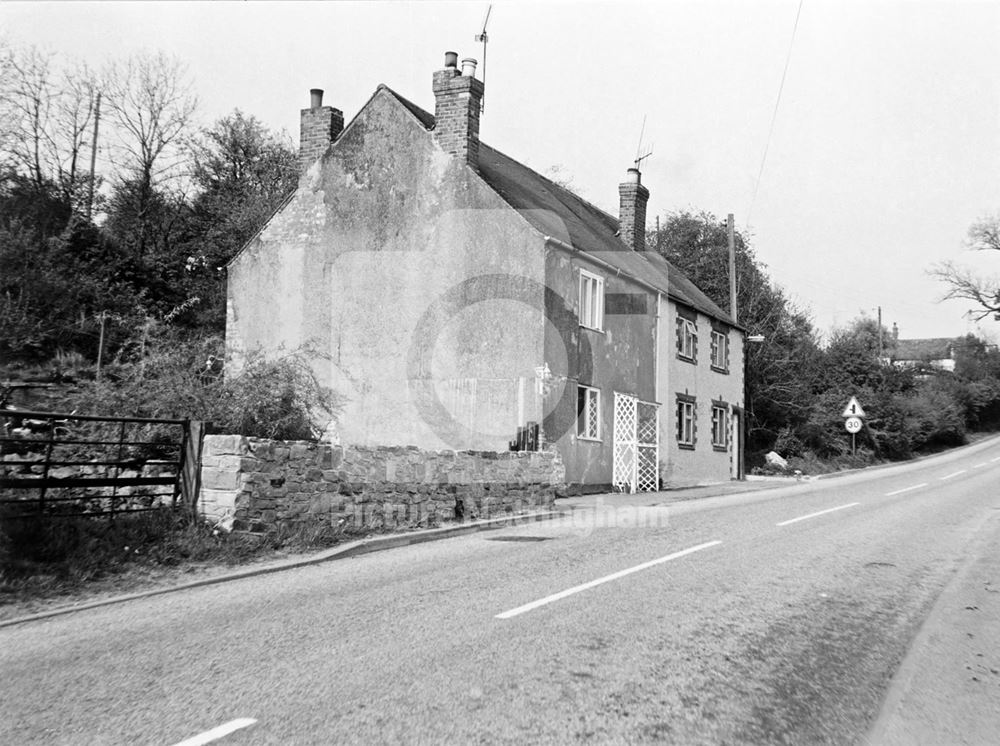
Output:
(613, 394), (660, 493)
(613, 393), (637, 492)
(636, 401), (659, 492)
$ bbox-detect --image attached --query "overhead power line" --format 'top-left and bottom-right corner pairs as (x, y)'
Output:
(746, 0), (804, 229)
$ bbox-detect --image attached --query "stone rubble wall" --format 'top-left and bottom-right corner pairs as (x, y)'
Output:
(199, 435), (564, 531)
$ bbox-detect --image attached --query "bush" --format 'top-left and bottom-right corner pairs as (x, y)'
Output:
(62, 322), (340, 440)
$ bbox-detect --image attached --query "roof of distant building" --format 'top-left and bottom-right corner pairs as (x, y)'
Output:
(891, 337), (958, 361)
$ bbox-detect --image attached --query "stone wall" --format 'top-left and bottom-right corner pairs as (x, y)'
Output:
(199, 435), (564, 531)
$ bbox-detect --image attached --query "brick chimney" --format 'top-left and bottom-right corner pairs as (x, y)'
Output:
(299, 89), (344, 173)
(432, 52), (484, 171)
(618, 167), (650, 251)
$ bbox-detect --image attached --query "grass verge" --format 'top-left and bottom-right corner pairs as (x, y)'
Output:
(0, 508), (360, 620)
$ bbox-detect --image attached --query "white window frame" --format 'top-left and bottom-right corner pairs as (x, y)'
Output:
(577, 385), (601, 440)
(711, 329), (728, 371)
(678, 318), (697, 360)
(578, 269), (605, 331)
(677, 397), (695, 447)
(711, 404), (728, 449)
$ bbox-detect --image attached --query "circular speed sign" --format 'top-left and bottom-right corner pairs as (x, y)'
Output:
(844, 416), (863, 434)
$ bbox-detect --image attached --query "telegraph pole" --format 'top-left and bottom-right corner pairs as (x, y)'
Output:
(728, 213), (737, 324)
(877, 305), (883, 359)
(87, 91), (101, 221)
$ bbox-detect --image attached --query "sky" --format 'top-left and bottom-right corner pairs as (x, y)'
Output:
(3, 0), (999, 342)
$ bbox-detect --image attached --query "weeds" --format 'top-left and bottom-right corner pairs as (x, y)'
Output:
(0, 508), (356, 607)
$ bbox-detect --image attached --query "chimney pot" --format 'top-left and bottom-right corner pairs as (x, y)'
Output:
(309, 89), (324, 109)
(461, 58), (478, 77)
(444, 51), (459, 68)
(626, 167), (641, 185)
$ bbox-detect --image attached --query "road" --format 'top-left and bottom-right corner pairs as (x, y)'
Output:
(3, 437), (1000, 745)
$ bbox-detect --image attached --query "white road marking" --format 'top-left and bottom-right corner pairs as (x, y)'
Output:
(991, 456), (1000, 463)
(940, 470), (966, 480)
(775, 502), (860, 526)
(495, 540), (722, 619)
(886, 483), (928, 496)
(170, 719), (257, 746)
(973, 462), (990, 468)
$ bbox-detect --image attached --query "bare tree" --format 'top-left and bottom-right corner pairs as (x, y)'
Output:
(0, 45), (100, 210)
(103, 51), (198, 256)
(2, 46), (54, 190)
(931, 213), (1000, 320)
(50, 64), (100, 208)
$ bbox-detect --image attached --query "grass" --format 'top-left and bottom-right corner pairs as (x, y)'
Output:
(0, 508), (360, 618)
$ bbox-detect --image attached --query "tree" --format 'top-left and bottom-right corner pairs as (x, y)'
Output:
(931, 213), (1000, 320)
(168, 110), (297, 331)
(103, 52), (197, 258)
(649, 210), (822, 456)
(0, 45), (100, 213)
(186, 110), (296, 265)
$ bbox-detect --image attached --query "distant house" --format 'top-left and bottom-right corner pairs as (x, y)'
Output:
(226, 51), (745, 492)
(887, 323), (967, 372)
(889, 337), (960, 371)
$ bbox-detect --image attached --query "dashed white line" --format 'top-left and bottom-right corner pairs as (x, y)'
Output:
(170, 719), (257, 746)
(973, 462), (990, 469)
(775, 502), (860, 526)
(495, 540), (723, 619)
(991, 456), (1000, 463)
(886, 483), (928, 496)
(940, 470), (966, 480)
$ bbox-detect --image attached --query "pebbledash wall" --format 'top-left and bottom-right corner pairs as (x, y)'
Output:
(198, 434), (563, 531)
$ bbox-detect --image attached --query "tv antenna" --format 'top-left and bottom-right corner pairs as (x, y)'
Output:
(634, 114), (653, 170)
(475, 4), (492, 112)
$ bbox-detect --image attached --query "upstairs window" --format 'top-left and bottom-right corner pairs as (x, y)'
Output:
(711, 403), (728, 450)
(579, 269), (605, 331)
(677, 316), (697, 362)
(577, 385), (601, 440)
(711, 329), (729, 373)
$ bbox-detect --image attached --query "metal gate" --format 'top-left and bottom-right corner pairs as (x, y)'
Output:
(0, 409), (202, 520)
(613, 393), (659, 493)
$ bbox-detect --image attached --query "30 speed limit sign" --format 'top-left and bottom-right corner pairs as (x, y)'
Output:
(844, 416), (863, 434)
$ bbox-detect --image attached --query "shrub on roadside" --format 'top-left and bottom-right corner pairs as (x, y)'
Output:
(62, 322), (340, 440)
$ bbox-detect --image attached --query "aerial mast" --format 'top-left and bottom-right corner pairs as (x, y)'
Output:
(475, 4), (492, 112)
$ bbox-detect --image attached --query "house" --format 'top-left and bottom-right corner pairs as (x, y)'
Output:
(886, 324), (969, 372)
(889, 337), (960, 372)
(226, 52), (745, 493)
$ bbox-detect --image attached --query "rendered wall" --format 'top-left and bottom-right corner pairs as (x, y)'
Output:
(227, 91), (548, 452)
(658, 296), (745, 487)
(543, 248), (658, 489)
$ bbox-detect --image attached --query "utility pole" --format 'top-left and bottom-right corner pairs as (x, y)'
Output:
(96, 310), (107, 382)
(877, 305), (883, 359)
(87, 91), (101, 221)
(727, 213), (737, 324)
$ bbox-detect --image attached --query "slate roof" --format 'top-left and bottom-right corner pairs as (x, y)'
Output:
(891, 338), (957, 361)
(383, 87), (736, 326)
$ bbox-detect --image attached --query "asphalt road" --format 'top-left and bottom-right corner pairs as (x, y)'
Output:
(3, 437), (1000, 745)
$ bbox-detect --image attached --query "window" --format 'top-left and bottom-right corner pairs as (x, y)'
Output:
(711, 403), (728, 450)
(577, 385), (601, 440)
(579, 270), (604, 331)
(711, 329), (729, 372)
(677, 316), (697, 362)
(676, 395), (696, 448)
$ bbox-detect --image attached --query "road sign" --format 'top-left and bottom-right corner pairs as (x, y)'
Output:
(842, 397), (866, 418)
(844, 416), (863, 434)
